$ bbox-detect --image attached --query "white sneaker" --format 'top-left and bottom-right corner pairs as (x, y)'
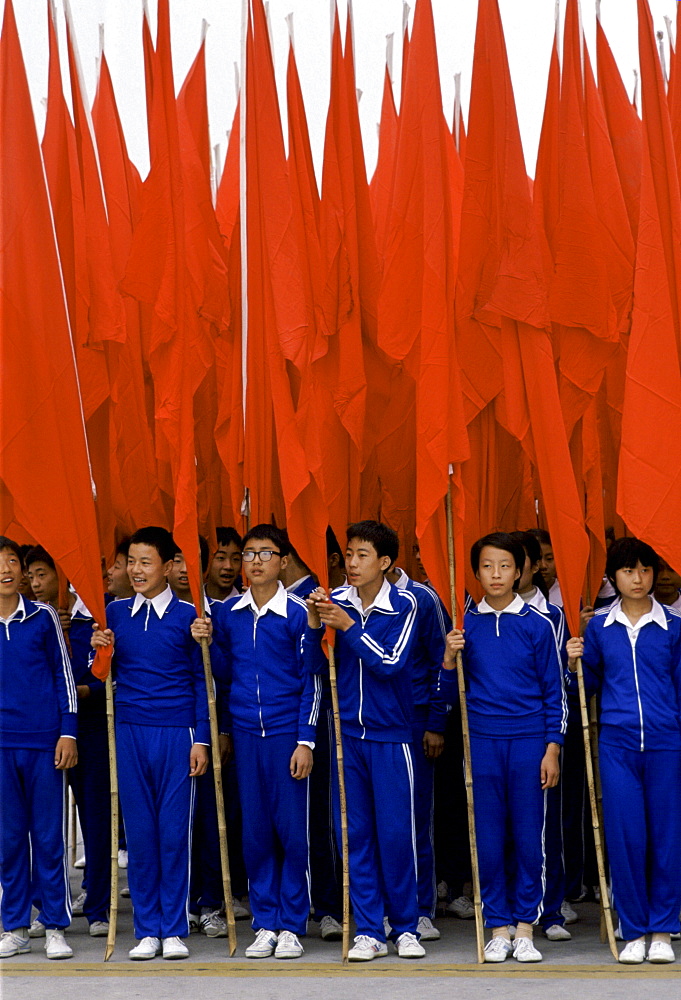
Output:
(615, 923), (624, 941)
(275, 930), (304, 959)
(89, 921), (109, 937)
(0, 930), (30, 958)
(545, 924), (572, 941)
(45, 929), (73, 960)
(120, 885), (131, 898)
(118, 850), (129, 869)
(200, 910), (227, 938)
(561, 900), (578, 925)
(437, 880), (448, 901)
(232, 898), (251, 920)
(417, 916), (440, 941)
(672, 931), (681, 941)
(446, 895), (475, 919)
(28, 919), (45, 938)
(71, 891), (86, 917)
(648, 941), (675, 964)
(245, 929), (278, 958)
(129, 936), (161, 960)
(320, 915), (343, 941)
(513, 937), (543, 962)
(74, 855), (86, 869)
(619, 939), (646, 964)
(395, 932), (425, 958)
(348, 935), (388, 961)
(484, 937), (513, 963)
(188, 912), (200, 934)
(162, 936), (189, 960)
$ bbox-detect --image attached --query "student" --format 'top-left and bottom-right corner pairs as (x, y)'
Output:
(192, 524), (325, 960)
(385, 562), (451, 940)
(91, 526), (209, 962)
(566, 537), (681, 965)
(25, 546), (60, 607)
(205, 528), (242, 603)
(168, 536), (210, 606)
(527, 529), (562, 608)
(279, 538), (317, 599)
(107, 539), (134, 601)
(444, 532), (566, 964)
(0, 537), (77, 960)
(307, 521), (423, 962)
(654, 559), (681, 611)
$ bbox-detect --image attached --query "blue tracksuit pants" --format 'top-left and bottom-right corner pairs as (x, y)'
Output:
(540, 750), (566, 930)
(309, 708), (342, 922)
(0, 749), (71, 931)
(189, 758), (248, 911)
(411, 710), (437, 917)
(233, 730), (310, 936)
(333, 734), (418, 941)
(600, 744), (681, 940)
(470, 735), (547, 927)
(117, 723), (196, 939)
(68, 725), (111, 924)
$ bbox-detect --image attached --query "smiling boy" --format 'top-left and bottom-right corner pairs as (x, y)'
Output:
(91, 526), (209, 962)
(444, 532), (566, 964)
(307, 521), (422, 961)
(205, 528), (242, 602)
(0, 537), (77, 960)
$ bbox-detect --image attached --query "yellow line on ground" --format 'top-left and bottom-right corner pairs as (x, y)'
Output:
(2, 963), (680, 979)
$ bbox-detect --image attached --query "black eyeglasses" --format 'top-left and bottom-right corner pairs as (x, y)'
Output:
(242, 550), (281, 563)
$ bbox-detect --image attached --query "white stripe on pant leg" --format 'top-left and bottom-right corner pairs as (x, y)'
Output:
(185, 728), (196, 928)
(535, 788), (548, 923)
(401, 744), (418, 880)
(61, 771), (72, 920)
(305, 776), (312, 907)
(428, 770), (437, 919)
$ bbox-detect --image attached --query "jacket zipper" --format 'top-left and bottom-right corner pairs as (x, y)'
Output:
(253, 612), (265, 737)
(631, 634), (644, 751)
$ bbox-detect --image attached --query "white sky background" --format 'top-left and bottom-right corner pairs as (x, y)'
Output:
(4, 0), (681, 183)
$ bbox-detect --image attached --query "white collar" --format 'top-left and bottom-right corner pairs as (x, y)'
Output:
(477, 593), (526, 615)
(232, 580), (288, 618)
(0, 594), (25, 624)
(131, 585), (173, 619)
(604, 596), (668, 632)
(70, 593), (93, 619)
(520, 587), (549, 613)
(337, 576), (395, 615)
(548, 579), (563, 606)
(391, 567), (410, 591)
(285, 574), (313, 593)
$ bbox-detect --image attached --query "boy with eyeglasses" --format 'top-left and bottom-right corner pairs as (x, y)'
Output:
(191, 524), (325, 959)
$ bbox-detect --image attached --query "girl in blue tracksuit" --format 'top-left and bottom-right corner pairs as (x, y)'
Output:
(567, 537), (681, 965)
(444, 532), (566, 964)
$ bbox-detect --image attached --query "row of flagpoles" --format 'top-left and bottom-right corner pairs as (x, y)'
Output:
(1, 0), (681, 642)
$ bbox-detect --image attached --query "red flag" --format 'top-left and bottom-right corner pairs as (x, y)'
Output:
(371, 63), (398, 260)
(0, 0), (107, 661)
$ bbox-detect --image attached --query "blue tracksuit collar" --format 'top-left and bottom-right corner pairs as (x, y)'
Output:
(130, 585), (175, 619)
(334, 577), (399, 616)
(602, 596), (669, 631)
(470, 594), (527, 616)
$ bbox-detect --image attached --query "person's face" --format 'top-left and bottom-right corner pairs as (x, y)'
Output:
(107, 553), (132, 597)
(0, 548), (23, 600)
(168, 552), (191, 596)
(127, 544), (173, 599)
(517, 553), (539, 593)
(27, 560), (59, 604)
(655, 560), (681, 601)
(615, 561), (655, 601)
(345, 538), (391, 589)
(242, 539), (285, 587)
(208, 542), (242, 593)
(538, 543), (556, 587)
(476, 545), (520, 600)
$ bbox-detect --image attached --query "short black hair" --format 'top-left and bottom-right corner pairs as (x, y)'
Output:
(281, 531), (310, 572)
(346, 521), (399, 565)
(216, 526), (242, 550)
(241, 523), (290, 558)
(470, 532), (525, 587)
(115, 537), (131, 559)
(509, 530), (549, 598)
(527, 528), (552, 548)
(128, 526), (176, 564)
(606, 537), (659, 594)
(326, 526), (343, 562)
(174, 535), (210, 573)
(0, 536), (24, 569)
(25, 545), (56, 572)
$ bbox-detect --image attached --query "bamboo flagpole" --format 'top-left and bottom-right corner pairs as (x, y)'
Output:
(445, 480), (484, 964)
(198, 554), (237, 956)
(589, 694), (608, 942)
(104, 674), (119, 961)
(327, 638), (350, 963)
(575, 657), (618, 960)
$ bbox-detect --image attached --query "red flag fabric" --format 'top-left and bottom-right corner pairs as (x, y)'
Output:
(0, 0), (108, 659)
(371, 64), (399, 260)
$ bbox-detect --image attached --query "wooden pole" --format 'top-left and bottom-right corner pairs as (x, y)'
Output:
(589, 694), (608, 942)
(104, 674), (119, 961)
(198, 566), (237, 956)
(575, 658), (618, 960)
(445, 482), (484, 964)
(328, 642), (350, 964)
